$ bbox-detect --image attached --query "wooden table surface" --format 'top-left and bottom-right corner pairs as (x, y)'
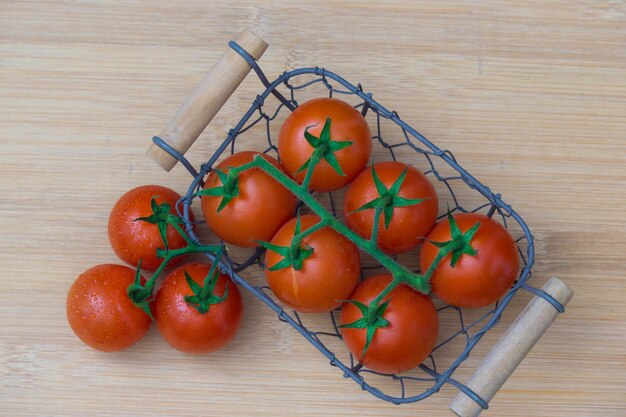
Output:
(1, 1), (625, 416)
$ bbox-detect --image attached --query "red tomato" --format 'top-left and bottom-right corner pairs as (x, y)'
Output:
(420, 213), (520, 308)
(153, 263), (243, 354)
(201, 151), (297, 247)
(66, 264), (151, 352)
(344, 161), (438, 254)
(108, 185), (193, 271)
(264, 214), (360, 313)
(340, 274), (439, 374)
(278, 98), (372, 192)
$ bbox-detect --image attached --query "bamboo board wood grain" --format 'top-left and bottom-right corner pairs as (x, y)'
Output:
(1, 1), (625, 416)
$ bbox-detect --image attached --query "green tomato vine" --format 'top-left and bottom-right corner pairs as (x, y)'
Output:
(216, 153), (480, 358)
(128, 122), (481, 359)
(126, 199), (225, 318)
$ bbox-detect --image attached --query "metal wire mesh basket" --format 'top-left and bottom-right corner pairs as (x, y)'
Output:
(146, 31), (572, 416)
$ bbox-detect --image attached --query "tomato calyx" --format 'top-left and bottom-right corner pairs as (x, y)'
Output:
(127, 260), (154, 319)
(197, 168), (240, 212)
(258, 240), (314, 271)
(257, 214), (316, 271)
(296, 117), (353, 179)
(351, 165), (429, 231)
(135, 198), (184, 251)
(429, 212), (480, 268)
(183, 262), (229, 314)
(339, 298), (391, 360)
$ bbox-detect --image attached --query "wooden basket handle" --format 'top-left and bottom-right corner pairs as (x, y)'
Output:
(146, 30), (268, 171)
(449, 277), (574, 417)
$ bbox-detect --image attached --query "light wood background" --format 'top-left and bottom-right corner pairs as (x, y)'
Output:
(1, 1), (625, 416)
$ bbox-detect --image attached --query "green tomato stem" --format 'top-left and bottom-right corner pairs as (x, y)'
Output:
(169, 220), (196, 246)
(368, 277), (402, 309)
(367, 237), (464, 310)
(250, 155), (431, 294)
(292, 217), (329, 247)
(370, 205), (383, 244)
(132, 242), (223, 311)
(300, 148), (324, 191)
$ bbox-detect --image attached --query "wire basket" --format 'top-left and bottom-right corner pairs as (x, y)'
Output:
(148, 32), (570, 415)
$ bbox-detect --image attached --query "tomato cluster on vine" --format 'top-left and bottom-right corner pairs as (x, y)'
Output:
(67, 97), (519, 375)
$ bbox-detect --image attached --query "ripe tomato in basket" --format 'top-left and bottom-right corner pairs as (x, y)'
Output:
(420, 213), (520, 308)
(344, 161), (438, 254)
(278, 98), (372, 192)
(108, 185), (193, 271)
(200, 151), (297, 247)
(262, 214), (360, 313)
(153, 262), (243, 354)
(340, 274), (439, 374)
(66, 264), (151, 352)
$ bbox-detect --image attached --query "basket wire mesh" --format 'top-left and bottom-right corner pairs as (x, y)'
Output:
(152, 41), (565, 409)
